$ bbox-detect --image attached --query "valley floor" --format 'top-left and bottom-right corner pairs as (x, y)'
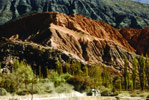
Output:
(0, 93), (147, 100)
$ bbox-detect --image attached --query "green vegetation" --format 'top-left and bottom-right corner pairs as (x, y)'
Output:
(121, 54), (149, 91)
(0, 88), (7, 96)
(138, 54), (146, 90)
(145, 55), (149, 88)
(123, 54), (129, 90)
(0, 54), (148, 96)
(132, 57), (138, 90)
(0, 59), (33, 93)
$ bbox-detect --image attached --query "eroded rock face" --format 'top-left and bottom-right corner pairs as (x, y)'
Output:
(0, 37), (88, 76)
(0, 12), (138, 71)
(0, 0), (149, 28)
(120, 28), (149, 56)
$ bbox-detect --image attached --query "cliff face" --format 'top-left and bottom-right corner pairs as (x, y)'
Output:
(0, 12), (140, 72)
(0, 0), (149, 28)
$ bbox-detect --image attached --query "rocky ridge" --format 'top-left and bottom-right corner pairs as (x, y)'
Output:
(0, 12), (144, 73)
(0, 0), (149, 28)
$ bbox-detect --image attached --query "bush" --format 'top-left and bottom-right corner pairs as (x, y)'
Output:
(55, 83), (74, 93)
(140, 94), (145, 97)
(0, 88), (7, 96)
(100, 86), (112, 96)
(48, 71), (72, 87)
(67, 76), (94, 92)
(112, 91), (119, 96)
(101, 89), (112, 96)
(16, 89), (28, 96)
(0, 60), (34, 93)
(67, 76), (84, 91)
(130, 94), (138, 97)
(9, 99), (15, 100)
(26, 80), (55, 94)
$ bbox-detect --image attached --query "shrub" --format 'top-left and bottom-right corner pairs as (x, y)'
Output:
(112, 91), (119, 96)
(100, 86), (112, 96)
(80, 77), (94, 91)
(0, 88), (7, 96)
(9, 99), (15, 100)
(0, 59), (34, 93)
(49, 70), (72, 87)
(55, 83), (74, 93)
(101, 89), (112, 96)
(16, 89), (28, 96)
(130, 94), (138, 97)
(67, 76), (84, 91)
(26, 80), (55, 94)
(140, 94), (145, 97)
(67, 76), (94, 92)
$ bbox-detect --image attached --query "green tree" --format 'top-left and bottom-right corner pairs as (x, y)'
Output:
(38, 66), (42, 78)
(88, 65), (102, 88)
(65, 63), (70, 74)
(138, 54), (146, 90)
(0, 59), (34, 92)
(123, 54), (129, 90)
(128, 73), (133, 90)
(83, 66), (88, 77)
(0, 62), (1, 71)
(56, 61), (63, 75)
(12, 60), (34, 90)
(75, 61), (83, 76)
(145, 55), (149, 86)
(132, 57), (138, 90)
(102, 65), (111, 88)
(113, 76), (122, 91)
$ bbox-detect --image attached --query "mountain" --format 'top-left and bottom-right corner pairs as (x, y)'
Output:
(1, 12), (148, 74)
(133, 0), (149, 4)
(0, 0), (149, 28)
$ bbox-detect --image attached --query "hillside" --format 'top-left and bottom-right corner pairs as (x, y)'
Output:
(1, 12), (148, 72)
(0, 11), (149, 97)
(0, 0), (149, 28)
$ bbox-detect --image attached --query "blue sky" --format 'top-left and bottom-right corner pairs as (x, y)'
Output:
(133, 0), (149, 4)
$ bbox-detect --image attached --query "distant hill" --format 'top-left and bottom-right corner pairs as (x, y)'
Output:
(0, 0), (149, 28)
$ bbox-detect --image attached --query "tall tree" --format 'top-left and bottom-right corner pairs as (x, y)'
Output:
(138, 54), (146, 90)
(88, 65), (102, 88)
(83, 65), (88, 77)
(132, 57), (138, 90)
(145, 55), (149, 86)
(56, 61), (63, 75)
(123, 54), (129, 90)
(102, 65), (111, 88)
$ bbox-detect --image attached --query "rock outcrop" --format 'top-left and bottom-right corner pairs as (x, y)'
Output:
(0, 0), (149, 28)
(120, 28), (149, 56)
(0, 12), (140, 72)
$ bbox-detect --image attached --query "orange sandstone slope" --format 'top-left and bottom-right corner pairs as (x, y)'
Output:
(0, 12), (138, 68)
